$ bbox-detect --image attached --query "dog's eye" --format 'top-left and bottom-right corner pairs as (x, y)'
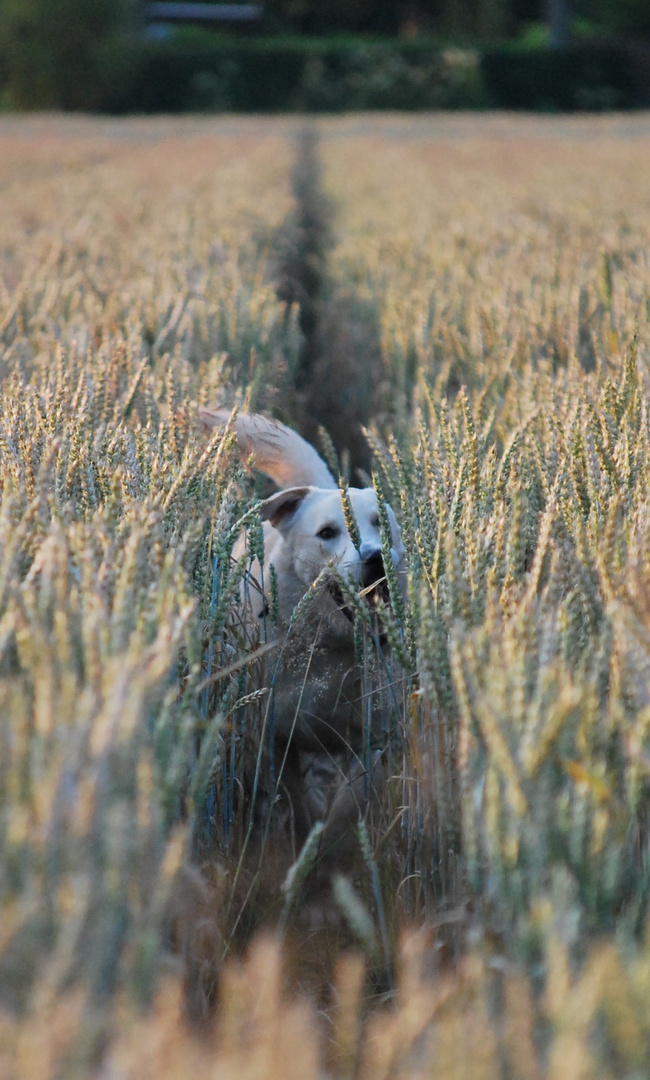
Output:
(371, 516), (380, 529)
(317, 525), (339, 541)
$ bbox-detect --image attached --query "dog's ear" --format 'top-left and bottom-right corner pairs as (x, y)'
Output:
(260, 487), (311, 532)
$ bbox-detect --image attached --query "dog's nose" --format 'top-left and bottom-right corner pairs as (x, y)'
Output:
(360, 543), (382, 563)
(360, 548), (384, 588)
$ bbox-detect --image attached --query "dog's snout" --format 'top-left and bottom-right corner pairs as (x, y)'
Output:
(361, 549), (384, 588)
(360, 543), (382, 562)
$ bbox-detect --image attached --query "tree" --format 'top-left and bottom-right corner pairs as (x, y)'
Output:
(581, 0), (650, 36)
(0, 0), (138, 110)
(263, 0), (400, 34)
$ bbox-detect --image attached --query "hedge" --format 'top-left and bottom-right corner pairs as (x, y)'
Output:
(116, 36), (488, 113)
(481, 42), (643, 111)
(2, 28), (649, 113)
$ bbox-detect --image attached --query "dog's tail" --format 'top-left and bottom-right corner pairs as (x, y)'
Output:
(198, 408), (337, 490)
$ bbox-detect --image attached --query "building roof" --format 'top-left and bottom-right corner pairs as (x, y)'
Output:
(144, 3), (261, 22)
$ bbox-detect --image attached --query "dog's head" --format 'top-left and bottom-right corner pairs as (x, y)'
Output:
(261, 485), (406, 617)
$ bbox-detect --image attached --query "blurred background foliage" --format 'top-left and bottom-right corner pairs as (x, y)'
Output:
(262, 0), (650, 38)
(0, 0), (649, 111)
(0, 0), (140, 110)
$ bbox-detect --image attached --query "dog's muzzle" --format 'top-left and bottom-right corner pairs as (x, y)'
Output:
(360, 549), (391, 607)
(328, 549), (392, 630)
(361, 549), (384, 589)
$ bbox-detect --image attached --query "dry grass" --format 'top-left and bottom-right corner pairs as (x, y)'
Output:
(2, 113), (650, 1078)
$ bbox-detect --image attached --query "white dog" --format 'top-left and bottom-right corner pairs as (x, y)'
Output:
(199, 408), (406, 854)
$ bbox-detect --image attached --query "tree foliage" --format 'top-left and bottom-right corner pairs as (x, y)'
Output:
(264, 0), (650, 38)
(0, 0), (138, 110)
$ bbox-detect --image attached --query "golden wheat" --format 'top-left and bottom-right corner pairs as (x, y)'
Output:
(2, 113), (650, 1078)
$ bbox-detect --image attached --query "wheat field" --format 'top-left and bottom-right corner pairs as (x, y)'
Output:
(2, 112), (650, 1078)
